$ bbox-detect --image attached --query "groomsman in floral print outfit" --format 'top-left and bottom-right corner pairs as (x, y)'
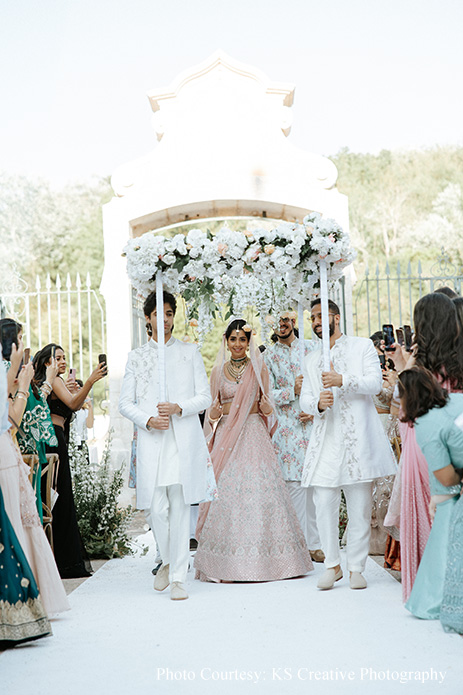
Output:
(265, 312), (324, 562)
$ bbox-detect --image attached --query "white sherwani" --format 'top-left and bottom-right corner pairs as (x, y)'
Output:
(299, 334), (396, 573)
(300, 334), (396, 486)
(119, 337), (212, 509)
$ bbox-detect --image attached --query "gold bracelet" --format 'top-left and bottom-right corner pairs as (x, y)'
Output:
(17, 390), (28, 397)
(16, 394), (27, 401)
(208, 413), (222, 423)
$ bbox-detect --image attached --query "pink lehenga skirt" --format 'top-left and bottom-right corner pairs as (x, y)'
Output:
(194, 413), (313, 582)
(0, 432), (70, 615)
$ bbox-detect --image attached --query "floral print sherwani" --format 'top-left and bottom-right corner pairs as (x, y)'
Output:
(265, 338), (319, 481)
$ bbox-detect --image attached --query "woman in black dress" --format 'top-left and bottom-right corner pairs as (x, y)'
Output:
(33, 344), (106, 578)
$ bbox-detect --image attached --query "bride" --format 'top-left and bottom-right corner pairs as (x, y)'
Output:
(194, 319), (313, 582)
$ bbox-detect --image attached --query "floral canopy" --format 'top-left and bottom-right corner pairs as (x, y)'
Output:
(123, 212), (356, 342)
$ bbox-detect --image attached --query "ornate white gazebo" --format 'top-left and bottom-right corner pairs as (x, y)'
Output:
(100, 51), (349, 481)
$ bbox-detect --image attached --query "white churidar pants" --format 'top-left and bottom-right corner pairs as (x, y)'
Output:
(313, 482), (372, 572)
(150, 484), (190, 584)
(286, 481), (321, 550)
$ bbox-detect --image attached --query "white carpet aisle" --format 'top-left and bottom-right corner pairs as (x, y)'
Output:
(1, 539), (462, 695)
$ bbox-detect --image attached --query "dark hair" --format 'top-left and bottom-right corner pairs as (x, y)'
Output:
(32, 343), (63, 388)
(225, 319), (251, 342)
(413, 293), (463, 389)
(453, 297), (463, 333)
(398, 367), (449, 424)
(143, 291), (177, 318)
(369, 330), (383, 347)
(434, 286), (459, 299)
(0, 318), (22, 361)
(75, 379), (84, 388)
(0, 317), (23, 333)
(310, 299), (340, 315)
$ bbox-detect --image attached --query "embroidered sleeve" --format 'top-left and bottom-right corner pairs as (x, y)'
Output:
(338, 342), (382, 396)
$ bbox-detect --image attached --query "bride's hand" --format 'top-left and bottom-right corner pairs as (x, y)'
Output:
(259, 393), (273, 416)
(209, 397), (223, 421)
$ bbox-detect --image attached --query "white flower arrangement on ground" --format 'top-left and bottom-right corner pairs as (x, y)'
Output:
(123, 215), (355, 340)
(69, 428), (134, 558)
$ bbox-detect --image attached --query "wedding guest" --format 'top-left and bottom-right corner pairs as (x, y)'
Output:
(369, 332), (400, 561)
(194, 319), (313, 583)
(264, 312), (323, 561)
(0, 338), (70, 615)
(385, 293), (463, 602)
(16, 355), (59, 521)
(33, 344), (106, 578)
(398, 368), (463, 626)
(0, 351), (52, 647)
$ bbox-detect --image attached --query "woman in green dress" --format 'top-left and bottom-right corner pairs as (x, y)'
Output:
(0, 346), (51, 646)
(16, 374), (58, 521)
(0, 487), (52, 646)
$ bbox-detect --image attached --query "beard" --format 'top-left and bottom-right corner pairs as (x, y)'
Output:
(314, 316), (336, 338)
(278, 325), (293, 339)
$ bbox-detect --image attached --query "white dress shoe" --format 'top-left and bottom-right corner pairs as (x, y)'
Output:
(317, 568), (343, 590)
(349, 572), (367, 589)
(170, 582), (188, 600)
(154, 563), (170, 591)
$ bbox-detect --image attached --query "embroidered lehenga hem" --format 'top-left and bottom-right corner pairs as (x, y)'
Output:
(194, 382), (313, 582)
(0, 597), (51, 643)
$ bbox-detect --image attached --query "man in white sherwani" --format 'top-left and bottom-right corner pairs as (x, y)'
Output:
(300, 299), (396, 590)
(119, 291), (212, 600)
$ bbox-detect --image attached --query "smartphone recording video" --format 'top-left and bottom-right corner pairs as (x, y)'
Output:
(396, 328), (404, 347)
(98, 354), (107, 375)
(382, 324), (395, 352)
(403, 325), (413, 351)
(0, 320), (19, 361)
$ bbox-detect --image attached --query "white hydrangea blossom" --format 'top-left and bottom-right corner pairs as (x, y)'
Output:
(124, 215), (355, 338)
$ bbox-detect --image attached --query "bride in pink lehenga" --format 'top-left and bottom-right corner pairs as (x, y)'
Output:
(385, 292), (463, 602)
(194, 319), (313, 583)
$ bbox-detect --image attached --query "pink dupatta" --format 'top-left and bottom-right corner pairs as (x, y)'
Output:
(196, 334), (273, 538)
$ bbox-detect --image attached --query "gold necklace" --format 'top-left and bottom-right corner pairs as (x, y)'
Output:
(227, 357), (249, 383)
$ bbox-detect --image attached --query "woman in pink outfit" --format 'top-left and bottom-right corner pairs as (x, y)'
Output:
(195, 319), (313, 583)
(1, 334), (70, 616)
(387, 292), (463, 601)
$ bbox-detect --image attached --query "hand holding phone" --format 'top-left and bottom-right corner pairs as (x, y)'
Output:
(1, 321), (19, 361)
(98, 354), (107, 375)
(382, 324), (395, 352)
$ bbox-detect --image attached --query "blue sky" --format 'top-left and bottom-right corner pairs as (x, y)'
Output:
(1, 0), (462, 184)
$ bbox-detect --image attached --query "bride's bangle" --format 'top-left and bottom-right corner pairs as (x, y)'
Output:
(208, 412), (222, 423)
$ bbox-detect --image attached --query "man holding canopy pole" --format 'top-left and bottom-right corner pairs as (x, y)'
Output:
(300, 292), (396, 591)
(119, 286), (213, 601)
